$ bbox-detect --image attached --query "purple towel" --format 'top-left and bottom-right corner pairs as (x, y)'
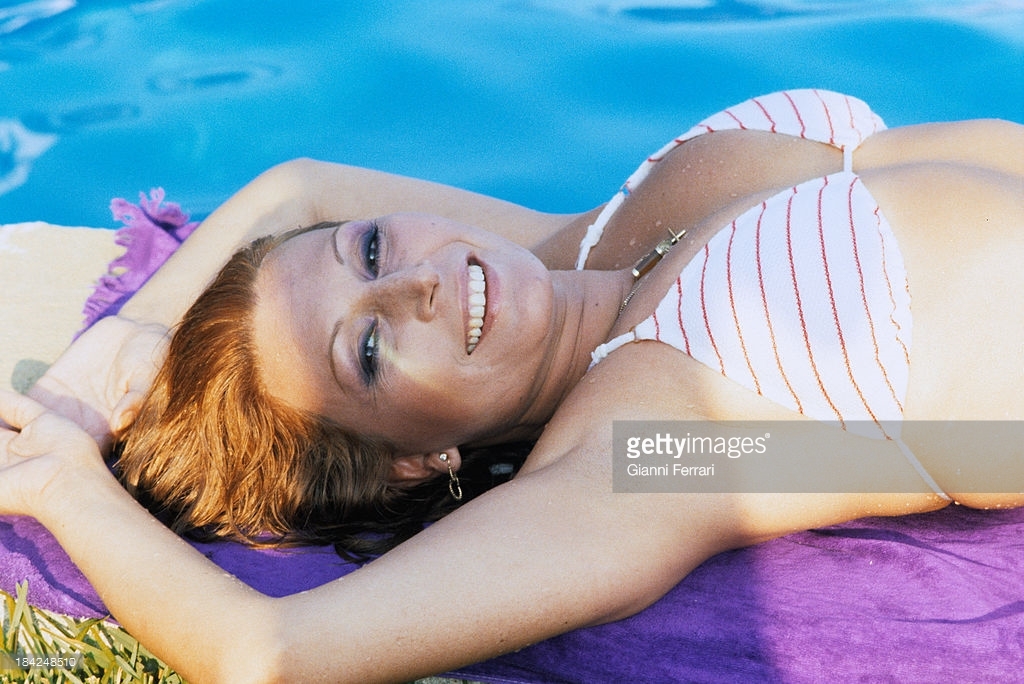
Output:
(3, 507), (1023, 682)
(456, 506), (1024, 683)
(77, 188), (198, 335)
(3, 191), (1021, 681)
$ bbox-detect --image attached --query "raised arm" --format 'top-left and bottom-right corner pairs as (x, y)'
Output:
(120, 158), (575, 329)
(0, 385), (736, 684)
(0, 346), (948, 683)
(27, 160), (576, 443)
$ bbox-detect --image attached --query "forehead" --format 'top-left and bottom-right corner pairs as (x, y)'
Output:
(251, 227), (344, 414)
(259, 228), (335, 338)
(267, 225), (335, 276)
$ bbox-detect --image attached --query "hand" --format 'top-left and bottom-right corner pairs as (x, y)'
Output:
(0, 390), (106, 519)
(25, 316), (168, 452)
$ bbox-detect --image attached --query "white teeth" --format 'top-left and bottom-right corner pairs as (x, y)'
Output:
(466, 264), (486, 354)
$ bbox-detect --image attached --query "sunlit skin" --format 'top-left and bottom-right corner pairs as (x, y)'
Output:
(250, 212), (633, 464)
(3, 119), (1023, 683)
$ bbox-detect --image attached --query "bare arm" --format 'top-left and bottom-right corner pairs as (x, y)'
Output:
(0, 347), (947, 683)
(27, 160), (576, 442)
(0, 385), (736, 684)
(129, 118), (1024, 327)
(121, 158), (574, 328)
(15, 127), (1006, 679)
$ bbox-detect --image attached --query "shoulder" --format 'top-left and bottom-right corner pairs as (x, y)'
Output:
(516, 338), (945, 549)
(520, 340), (801, 474)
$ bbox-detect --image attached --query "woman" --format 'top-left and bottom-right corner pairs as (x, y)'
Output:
(2, 90), (1024, 683)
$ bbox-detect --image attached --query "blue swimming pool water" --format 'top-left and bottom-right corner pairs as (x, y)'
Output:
(1, 0), (1022, 228)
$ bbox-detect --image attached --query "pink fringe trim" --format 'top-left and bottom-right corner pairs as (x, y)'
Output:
(78, 188), (198, 336)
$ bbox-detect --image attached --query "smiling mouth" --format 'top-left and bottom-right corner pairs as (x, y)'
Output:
(467, 263), (486, 354)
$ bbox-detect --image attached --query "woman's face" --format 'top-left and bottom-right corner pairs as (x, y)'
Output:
(251, 213), (558, 455)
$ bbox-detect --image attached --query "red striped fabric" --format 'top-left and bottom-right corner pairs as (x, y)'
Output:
(585, 91), (910, 439)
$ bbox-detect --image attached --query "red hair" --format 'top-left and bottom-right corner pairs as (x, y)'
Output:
(118, 225), (459, 556)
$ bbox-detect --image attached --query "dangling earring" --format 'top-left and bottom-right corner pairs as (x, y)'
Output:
(439, 453), (463, 501)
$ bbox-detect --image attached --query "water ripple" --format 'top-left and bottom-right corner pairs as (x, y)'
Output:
(0, 0), (75, 36)
(532, 0), (1024, 30)
(0, 120), (57, 196)
(21, 102), (140, 135)
(146, 63), (282, 95)
(621, 0), (807, 23)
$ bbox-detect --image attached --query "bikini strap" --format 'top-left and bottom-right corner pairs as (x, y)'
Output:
(588, 330), (639, 369)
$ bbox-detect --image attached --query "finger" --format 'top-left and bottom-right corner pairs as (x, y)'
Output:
(6, 409), (100, 461)
(0, 389), (50, 431)
(0, 425), (16, 457)
(110, 390), (145, 437)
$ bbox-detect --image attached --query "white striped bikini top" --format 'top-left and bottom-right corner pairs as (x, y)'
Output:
(584, 90), (912, 443)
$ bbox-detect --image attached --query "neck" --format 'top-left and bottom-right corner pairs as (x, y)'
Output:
(478, 267), (635, 445)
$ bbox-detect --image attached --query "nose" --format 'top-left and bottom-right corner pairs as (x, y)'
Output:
(371, 262), (440, 322)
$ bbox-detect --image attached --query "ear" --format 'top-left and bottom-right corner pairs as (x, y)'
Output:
(388, 447), (462, 485)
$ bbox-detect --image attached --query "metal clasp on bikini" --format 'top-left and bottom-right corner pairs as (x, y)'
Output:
(630, 226), (687, 279)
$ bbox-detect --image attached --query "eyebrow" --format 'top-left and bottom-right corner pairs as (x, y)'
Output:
(331, 224), (344, 266)
(327, 318), (351, 397)
(326, 225), (354, 397)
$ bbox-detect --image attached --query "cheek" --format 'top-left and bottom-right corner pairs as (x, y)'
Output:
(390, 373), (517, 451)
(389, 341), (462, 390)
(389, 355), (471, 416)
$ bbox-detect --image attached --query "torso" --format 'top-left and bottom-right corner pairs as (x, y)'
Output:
(526, 95), (1024, 499)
